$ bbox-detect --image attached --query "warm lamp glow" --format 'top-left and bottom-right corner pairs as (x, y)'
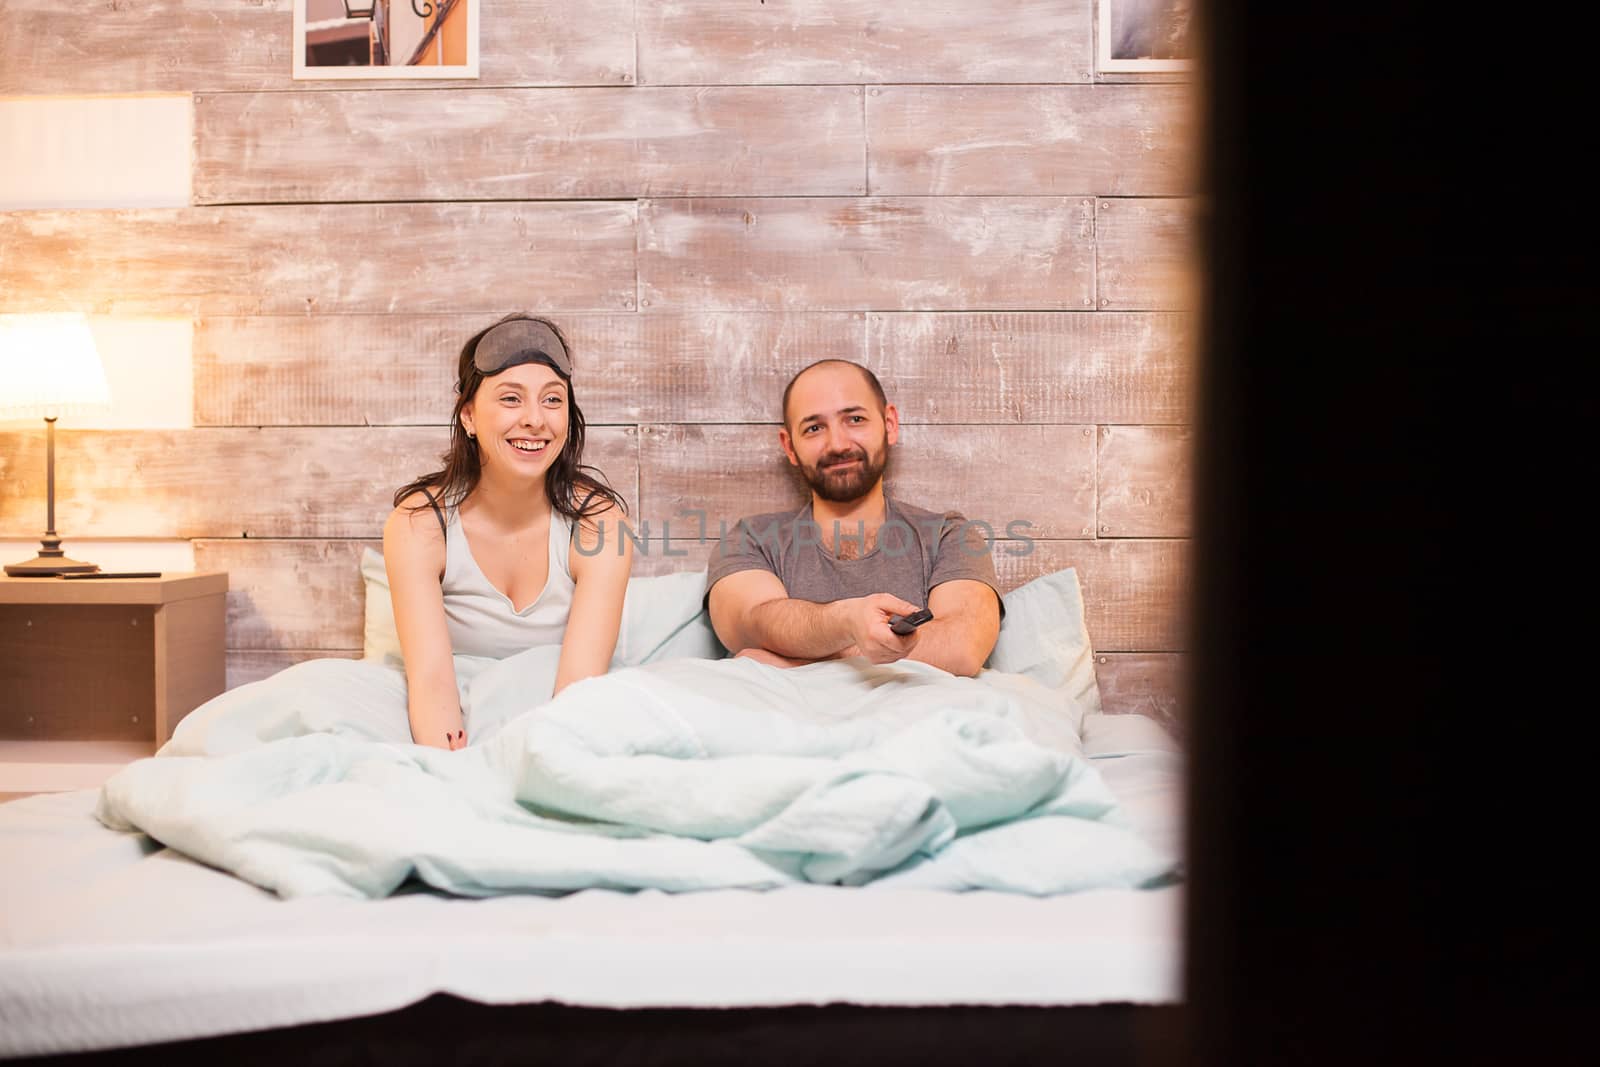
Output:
(0, 312), (112, 420)
(2, 313), (112, 576)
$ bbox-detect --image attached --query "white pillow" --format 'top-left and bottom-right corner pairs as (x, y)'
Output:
(360, 548), (723, 668)
(363, 548), (1098, 716)
(360, 548), (404, 667)
(984, 567), (1104, 727)
(615, 569), (727, 666)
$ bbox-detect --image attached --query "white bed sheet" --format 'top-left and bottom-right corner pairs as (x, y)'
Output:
(0, 712), (1184, 1058)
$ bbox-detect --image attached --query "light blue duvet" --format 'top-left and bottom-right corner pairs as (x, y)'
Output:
(95, 651), (1178, 898)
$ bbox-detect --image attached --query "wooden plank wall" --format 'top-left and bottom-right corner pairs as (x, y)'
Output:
(0, 1), (1195, 733)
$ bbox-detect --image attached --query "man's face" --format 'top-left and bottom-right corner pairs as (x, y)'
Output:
(780, 364), (899, 503)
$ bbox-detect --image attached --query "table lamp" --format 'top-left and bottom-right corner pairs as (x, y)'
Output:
(1, 313), (113, 576)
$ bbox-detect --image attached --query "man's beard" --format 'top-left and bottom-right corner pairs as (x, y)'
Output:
(799, 437), (891, 503)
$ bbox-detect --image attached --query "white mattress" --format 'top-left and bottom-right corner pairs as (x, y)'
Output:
(0, 712), (1184, 1058)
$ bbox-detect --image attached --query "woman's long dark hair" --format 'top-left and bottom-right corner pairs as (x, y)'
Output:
(393, 313), (627, 527)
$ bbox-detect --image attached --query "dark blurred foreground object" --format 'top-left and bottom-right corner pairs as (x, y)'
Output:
(1184, 2), (1588, 1064)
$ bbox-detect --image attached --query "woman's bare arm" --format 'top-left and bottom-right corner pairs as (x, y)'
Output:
(383, 494), (465, 749)
(554, 499), (633, 696)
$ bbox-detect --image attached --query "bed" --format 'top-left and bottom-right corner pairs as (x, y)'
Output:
(0, 567), (1185, 1063)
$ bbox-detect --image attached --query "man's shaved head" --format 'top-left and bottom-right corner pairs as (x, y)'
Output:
(781, 360), (887, 429)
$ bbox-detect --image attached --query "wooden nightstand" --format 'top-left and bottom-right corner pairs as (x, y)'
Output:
(0, 573), (228, 792)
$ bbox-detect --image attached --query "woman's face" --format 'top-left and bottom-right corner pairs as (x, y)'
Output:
(460, 362), (570, 482)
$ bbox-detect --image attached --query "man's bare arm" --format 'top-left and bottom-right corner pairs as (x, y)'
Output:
(708, 569), (922, 663)
(709, 569), (850, 657)
(902, 579), (1002, 677)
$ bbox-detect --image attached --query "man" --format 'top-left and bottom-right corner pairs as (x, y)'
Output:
(705, 359), (1003, 677)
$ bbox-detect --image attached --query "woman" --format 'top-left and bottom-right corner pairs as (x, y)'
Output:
(385, 314), (631, 750)
(160, 314), (629, 759)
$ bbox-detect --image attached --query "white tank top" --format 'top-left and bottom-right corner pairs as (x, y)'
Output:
(440, 504), (575, 660)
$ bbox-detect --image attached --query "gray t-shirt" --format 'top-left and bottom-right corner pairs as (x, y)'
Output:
(705, 497), (1004, 614)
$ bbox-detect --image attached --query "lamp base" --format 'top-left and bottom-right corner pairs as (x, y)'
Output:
(5, 542), (100, 577)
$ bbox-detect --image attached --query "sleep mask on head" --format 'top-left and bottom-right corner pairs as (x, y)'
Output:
(473, 318), (571, 378)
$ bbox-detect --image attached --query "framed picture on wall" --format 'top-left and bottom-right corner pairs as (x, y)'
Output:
(1097, 0), (1193, 73)
(293, 0), (480, 79)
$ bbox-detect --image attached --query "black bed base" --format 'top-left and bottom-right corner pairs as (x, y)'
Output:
(15, 998), (1182, 1067)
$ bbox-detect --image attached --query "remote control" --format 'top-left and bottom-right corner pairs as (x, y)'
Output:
(59, 572), (162, 579)
(888, 607), (934, 635)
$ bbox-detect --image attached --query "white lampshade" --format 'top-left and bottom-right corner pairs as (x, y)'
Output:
(0, 312), (113, 420)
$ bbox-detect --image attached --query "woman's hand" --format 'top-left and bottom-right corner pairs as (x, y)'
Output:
(413, 726), (466, 751)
